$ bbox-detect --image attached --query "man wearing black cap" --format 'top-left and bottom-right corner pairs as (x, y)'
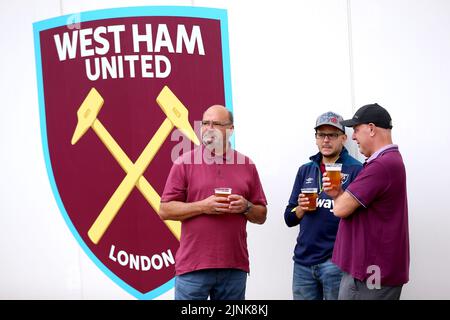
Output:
(323, 104), (410, 300)
(284, 111), (362, 300)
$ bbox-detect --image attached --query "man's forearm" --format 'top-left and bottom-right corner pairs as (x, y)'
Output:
(245, 205), (267, 224)
(332, 191), (360, 218)
(159, 201), (205, 221)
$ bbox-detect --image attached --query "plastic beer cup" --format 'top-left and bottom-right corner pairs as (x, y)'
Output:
(325, 163), (342, 189)
(215, 188), (232, 202)
(301, 188), (318, 211)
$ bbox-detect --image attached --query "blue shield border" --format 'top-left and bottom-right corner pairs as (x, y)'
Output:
(33, 6), (233, 300)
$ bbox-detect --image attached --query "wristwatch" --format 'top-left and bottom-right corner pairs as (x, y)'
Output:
(243, 201), (253, 214)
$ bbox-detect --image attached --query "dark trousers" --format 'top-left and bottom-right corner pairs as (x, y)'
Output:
(338, 272), (403, 300)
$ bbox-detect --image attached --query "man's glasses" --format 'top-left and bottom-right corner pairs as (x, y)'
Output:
(315, 132), (343, 140)
(201, 120), (232, 128)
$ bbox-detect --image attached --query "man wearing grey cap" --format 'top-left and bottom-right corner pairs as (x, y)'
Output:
(323, 103), (410, 300)
(284, 111), (362, 300)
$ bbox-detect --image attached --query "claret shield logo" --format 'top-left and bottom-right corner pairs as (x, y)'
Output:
(33, 6), (233, 299)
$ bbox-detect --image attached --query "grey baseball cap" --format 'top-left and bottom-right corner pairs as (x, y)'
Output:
(314, 111), (345, 133)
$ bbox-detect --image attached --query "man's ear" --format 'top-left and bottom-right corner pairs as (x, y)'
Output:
(226, 126), (234, 138)
(368, 123), (377, 137)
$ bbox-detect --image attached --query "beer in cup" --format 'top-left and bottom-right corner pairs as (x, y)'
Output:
(301, 188), (318, 211)
(215, 187), (232, 202)
(325, 163), (343, 189)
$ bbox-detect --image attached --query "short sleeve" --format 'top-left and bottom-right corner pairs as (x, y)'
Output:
(248, 164), (268, 206)
(346, 161), (389, 208)
(160, 162), (187, 202)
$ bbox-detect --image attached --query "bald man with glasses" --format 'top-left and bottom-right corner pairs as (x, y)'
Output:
(159, 105), (267, 300)
(284, 111), (362, 300)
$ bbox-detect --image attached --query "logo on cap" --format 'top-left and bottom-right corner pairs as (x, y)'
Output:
(315, 111), (345, 132)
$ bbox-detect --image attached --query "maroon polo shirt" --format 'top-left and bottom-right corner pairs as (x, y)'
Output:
(161, 145), (267, 275)
(332, 145), (410, 286)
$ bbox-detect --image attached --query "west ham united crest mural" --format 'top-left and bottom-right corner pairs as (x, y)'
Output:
(33, 6), (233, 299)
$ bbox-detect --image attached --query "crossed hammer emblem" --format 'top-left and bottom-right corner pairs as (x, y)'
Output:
(71, 86), (200, 244)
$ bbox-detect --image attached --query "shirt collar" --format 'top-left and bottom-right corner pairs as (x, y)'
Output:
(366, 144), (398, 163)
(201, 143), (235, 161)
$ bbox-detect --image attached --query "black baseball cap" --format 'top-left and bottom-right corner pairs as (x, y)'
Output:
(340, 103), (393, 129)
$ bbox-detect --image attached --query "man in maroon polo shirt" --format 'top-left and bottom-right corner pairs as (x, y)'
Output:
(159, 105), (267, 300)
(323, 103), (410, 300)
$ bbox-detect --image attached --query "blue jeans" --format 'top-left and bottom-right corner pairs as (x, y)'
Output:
(175, 269), (247, 300)
(293, 259), (343, 300)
